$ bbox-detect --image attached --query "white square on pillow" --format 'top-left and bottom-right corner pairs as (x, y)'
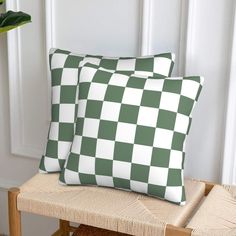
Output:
(51, 53), (68, 69)
(64, 169), (81, 185)
(96, 176), (114, 187)
(137, 107), (159, 127)
(83, 118), (100, 138)
(101, 101), (121, 121)
(165, 186), (183, 203)
(52, 86), (60, 104)
(116, 122), (136, 143)
(71, 136), (82, 154)
(153, 57), (171, 76)
(174, 113), (189, 134)
(79, 155), (95, 174)
(135, 71), (153, 77)
(169, 150), (183, 169)
(154, 128), (173, 149)
(130, 180), (148, 193)
(159, 92), (180, 112)
(181, 80), (199, 100)
(144, 79), (164, 91)
(116, 59), (136, 71)
(109, 73), (129, 87)
(49, 122), (59, 140)
(44, 157), (61, 172)
(59, 104), (75, 122)
(132, 144), (152, 165)
(61, 68), (78, 85)
(78, 100), (87, 118)
(80, 66), (97, 83)
(58, 141), (72, 159)
(113, 160), (131, 179)
(122, 88), (143, 106)
(96, 139), (115, 160)
(148, 166), (168, 186)
(88, 83), (107, 101)
(82, 57), (101, 65)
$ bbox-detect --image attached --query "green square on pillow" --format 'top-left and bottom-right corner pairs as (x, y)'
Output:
(98, 121), (117, 140)
(119, 104), (139, 124)
(85, 100), (103, 118)
(81, 137), (97, 156)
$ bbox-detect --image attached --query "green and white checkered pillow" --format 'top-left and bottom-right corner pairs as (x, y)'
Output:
(59, 63), (204, 205)
(39, 48), (175, 173)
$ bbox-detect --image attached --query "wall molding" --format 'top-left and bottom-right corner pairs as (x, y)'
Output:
(177, 0), (189, 75)
(6, 0), (42, 159)
(222, 3), (236, 185)
(184, 0), (197, 75)
(45, 0), (56, 53)
(140, 0), (190, 74)
(45, 0), (55, 119)
(140, 0), (153, 56)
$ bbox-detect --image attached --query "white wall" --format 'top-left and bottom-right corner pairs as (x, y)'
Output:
(0, 0), (235, 235)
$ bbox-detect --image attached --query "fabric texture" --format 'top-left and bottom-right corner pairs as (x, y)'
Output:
(39, 48), (175, 173)
(60, 63), (204, 205)
(18, 173), (205, 236)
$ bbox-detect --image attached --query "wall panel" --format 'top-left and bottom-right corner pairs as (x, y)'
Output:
(184, 0), (235, 181)
(222, 1), (236, 185)
(151, 0), (187, 75)
(6, 0), (48, 159)
(53, 0), (141, 56)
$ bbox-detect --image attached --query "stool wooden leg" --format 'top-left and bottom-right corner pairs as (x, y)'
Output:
(8, 188), (21, 236)
(60, 220), (70, 236)
(165, 224), (192, 236)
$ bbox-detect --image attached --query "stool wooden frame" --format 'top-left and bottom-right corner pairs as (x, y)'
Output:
(8, 181), (214, 236)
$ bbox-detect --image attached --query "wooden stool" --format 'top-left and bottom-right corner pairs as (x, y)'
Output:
(11, 173), (236, 236)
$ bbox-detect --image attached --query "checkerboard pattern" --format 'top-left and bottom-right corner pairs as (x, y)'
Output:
(39, 48), (175, 173)
(60, 63), (204, 205)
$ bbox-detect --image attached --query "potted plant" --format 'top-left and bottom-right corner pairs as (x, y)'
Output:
(0, 0), (31, 33)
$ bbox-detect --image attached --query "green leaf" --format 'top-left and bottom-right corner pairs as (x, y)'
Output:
(0, 21), (30, 33)
(0, 0), (4, 5)
(0, 10), (31, 33)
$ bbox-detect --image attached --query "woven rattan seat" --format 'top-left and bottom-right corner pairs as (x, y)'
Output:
(9, 173), (236, 235)
(16, 174), (204, 235)
(187, 185), (236, 236)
